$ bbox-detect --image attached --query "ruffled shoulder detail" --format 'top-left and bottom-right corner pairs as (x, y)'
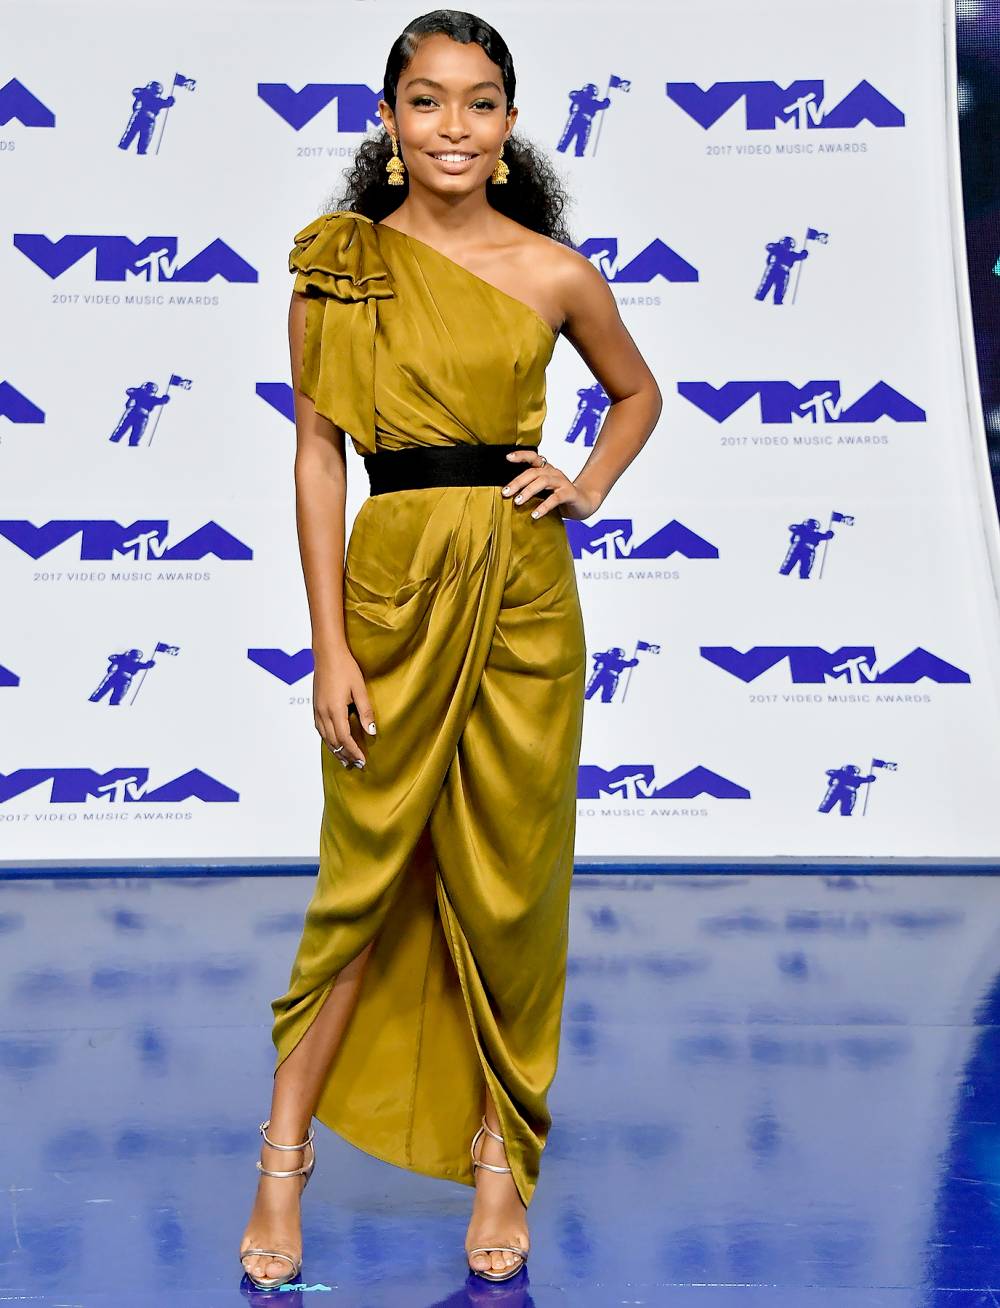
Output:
(288, 210), (395, 456)
(288, 210), (394, 303)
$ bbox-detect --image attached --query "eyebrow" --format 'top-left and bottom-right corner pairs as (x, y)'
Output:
(404, 77), (503, 94)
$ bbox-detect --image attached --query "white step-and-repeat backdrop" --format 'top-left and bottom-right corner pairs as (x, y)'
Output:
(4, 0), (1000, 866)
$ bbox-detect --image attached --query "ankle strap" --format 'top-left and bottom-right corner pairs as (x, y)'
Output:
(259, 1119), (315, 1151)
(479, 1115), (505, 1144)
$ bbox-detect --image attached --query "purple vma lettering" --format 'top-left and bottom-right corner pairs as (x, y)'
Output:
(0, 78), (56, 127)
(573, 236), (698, 283)
(579, 764), (751, 800)
(677, 380), (926, 424)
(13, 235), (257, 283)
(0, 381), (44, 423)
(258, 83), (383, 131)
(0, 768), (239, 804)
(0, 520), (253, 561)
(247, 648), (314, 685)
(700, 646), (971, 684)
(565, 519), (718, 561)
(665, 80), (905, 130)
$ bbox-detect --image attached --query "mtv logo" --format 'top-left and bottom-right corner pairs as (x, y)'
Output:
(13, 235), (258, 283)
(677, 380), (926, 424)
(578, 763), (751, 800)
(258, 83), (383, 131)
(700, 645), (971, 685)
(0, 520), (253, 562)
(0, 768), (239, 804)
(566, 518), (719, 561)
(574, 236), (699, 283)
(666, 80), (905, 130)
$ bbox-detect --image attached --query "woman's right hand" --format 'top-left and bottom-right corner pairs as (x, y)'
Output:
(312, 647), (376, 769)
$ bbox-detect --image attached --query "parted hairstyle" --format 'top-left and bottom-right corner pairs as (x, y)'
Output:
(324, 9), (574, 244)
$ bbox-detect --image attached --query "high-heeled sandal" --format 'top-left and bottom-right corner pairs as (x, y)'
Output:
(238, 1118), (316, 1290)
(465, 1115), (529, 1282)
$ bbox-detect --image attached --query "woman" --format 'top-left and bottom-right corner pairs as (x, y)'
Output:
(239, 9), (661, 1291)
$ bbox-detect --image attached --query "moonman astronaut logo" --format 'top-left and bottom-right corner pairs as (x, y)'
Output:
(585, 641), (659, 703)
(0, 78), (56, 128)
(89, 643), (179, 706)
(566, 518), (718, 561)
(567, 382), (610, 446)
(0, 381), (45, 424)
(14, 235), (258, 284)
(756, 229), (828, 305)
(819, 758), (897, 816)
(678, 380), (926, 424)
(665, 80), (906, 130)
(0, 520), (252, 562)
(556, 75), (631, 156)
(780, 511), (854, 579)
(579, 763), (751, 800)
(118, 74), (196, 154)
(109, 375), (191, 447)
(0, 768), (239, 804)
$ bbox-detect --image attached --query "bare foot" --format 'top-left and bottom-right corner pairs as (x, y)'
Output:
(239, 1135), (311, 1286)
(464, 1122), (530, 1278)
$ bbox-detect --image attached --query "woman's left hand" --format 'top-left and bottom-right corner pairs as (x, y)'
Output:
(500, 450), (603, 522)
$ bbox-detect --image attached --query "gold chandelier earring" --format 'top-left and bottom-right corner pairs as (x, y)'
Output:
(490, 141), (509, 185)
(386, 132), (405, 186)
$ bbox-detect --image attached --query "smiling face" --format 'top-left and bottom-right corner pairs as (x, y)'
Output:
(380, 32), (516, 196)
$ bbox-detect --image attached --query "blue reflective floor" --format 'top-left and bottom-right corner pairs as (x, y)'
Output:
(3, 872), (1000, 1306)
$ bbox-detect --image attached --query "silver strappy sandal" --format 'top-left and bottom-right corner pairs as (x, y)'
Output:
(239, 1118), (316, 1290)
(466, 1115), (529, 1282)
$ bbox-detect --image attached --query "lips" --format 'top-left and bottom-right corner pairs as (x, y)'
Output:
(427, 152), (478, 171)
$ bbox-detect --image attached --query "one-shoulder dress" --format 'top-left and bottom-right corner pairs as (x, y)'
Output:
(270, 209), (586, 1209)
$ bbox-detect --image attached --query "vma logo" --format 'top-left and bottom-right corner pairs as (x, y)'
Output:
(0, 381), (45, 424)
(678, 380), (926, 424)
(567, 519), (718, 561)
(14, 235), (257, 283)
(576, 236), (698, 284)
(579, 764), (750, 800)
(0, 78), (56, 128)
(701, 646), (971, 685)
(0, 769), (239, 804)
(0, 520), (253, 562)
(666, 80), (905, 131)
(258, 83), (382, 131)
(248, 648), (313, 685)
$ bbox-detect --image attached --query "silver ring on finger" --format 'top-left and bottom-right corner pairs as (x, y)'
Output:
(537, 455), (548, 467)
(331, 744), (346, 755)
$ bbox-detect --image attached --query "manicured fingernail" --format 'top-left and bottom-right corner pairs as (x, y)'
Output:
(501, 486), (510, 495)
(367, 722), (376, 735)
(354, 759), (365, 768)
(531, 510), (539, 518)
(514, 495), (522, 504)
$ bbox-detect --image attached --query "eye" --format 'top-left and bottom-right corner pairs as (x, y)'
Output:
(412, 96), (435, 106)
(473, 99), (496, 110)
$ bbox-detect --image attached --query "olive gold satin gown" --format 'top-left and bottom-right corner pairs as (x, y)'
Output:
(270, 209), (586, 1209)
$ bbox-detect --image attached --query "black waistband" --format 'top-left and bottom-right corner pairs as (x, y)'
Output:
(362, 442), (537, 496)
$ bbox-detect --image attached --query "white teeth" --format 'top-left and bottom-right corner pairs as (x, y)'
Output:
(433, 153), (474, 161)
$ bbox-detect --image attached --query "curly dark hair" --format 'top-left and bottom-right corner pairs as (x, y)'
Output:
(322, 9), (574, 244)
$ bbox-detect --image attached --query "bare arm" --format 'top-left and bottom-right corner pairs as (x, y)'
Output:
(559, 254), (662, 509)
(288, 290), (375, 766)
(502, 249), (662, 519)
(289, 290), (348, 658)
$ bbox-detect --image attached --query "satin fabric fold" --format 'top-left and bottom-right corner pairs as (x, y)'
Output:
(273, 208), (585, 1208)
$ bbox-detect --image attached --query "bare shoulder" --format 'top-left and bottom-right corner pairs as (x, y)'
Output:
(499, 219), (607, 329)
